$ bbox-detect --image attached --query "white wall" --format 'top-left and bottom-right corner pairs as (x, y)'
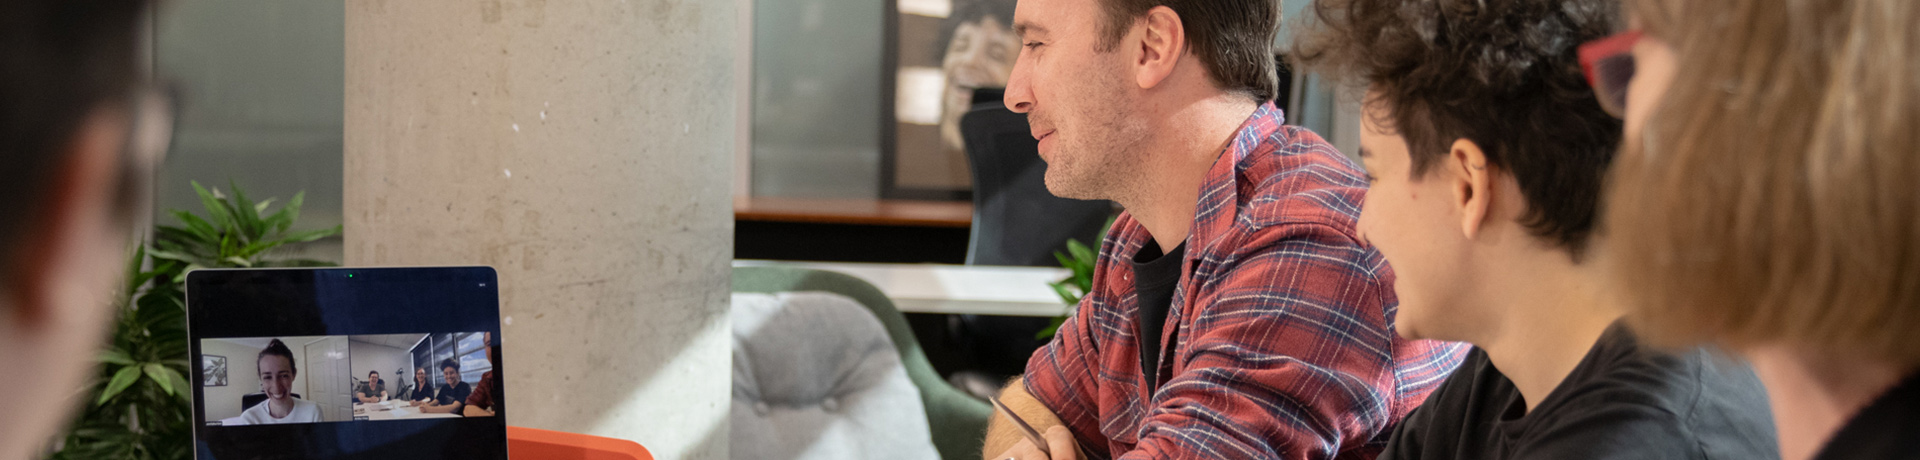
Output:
(348, 341), (412, 398)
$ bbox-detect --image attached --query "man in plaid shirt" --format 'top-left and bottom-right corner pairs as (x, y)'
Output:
(982, 0), (1466, 459)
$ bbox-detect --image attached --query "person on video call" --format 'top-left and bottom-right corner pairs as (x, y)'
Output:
(420, 358), (471, 414)
(404, 366), (434, 406)
(464, 332), (501, 417)
(355, 370), (389, 404)
(239, 339), (323, 424)
(0, 0), (166, 456)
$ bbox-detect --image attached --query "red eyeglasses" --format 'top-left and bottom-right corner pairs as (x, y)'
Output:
(1578, 29), (1642, 118)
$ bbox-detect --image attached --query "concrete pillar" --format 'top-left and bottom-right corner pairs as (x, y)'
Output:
(344, 1), (734, 458)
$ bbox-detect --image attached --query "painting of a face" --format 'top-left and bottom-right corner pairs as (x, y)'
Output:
(891, 0), (1020, 194)
(940, 15), (1020, 151)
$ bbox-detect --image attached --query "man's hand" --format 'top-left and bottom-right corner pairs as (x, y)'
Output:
(989, 426), (1079, 460)
(983, 378), (1074, 459)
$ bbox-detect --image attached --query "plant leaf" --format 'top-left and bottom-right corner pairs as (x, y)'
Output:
(169, 210), (219, 242)
(98, 349), (136, 366)
(282, 225), (342, 244)
(191, 181), (235, 233)
(169, 367), (193, 402)
(259, 192), (304, 235)
(96, 366), (142, 405)
(143, 363), (176, 396)
(277, 191), (305, 234)
(1049, 282), (1080, 305)
(222, 256), (253, 268)
(146, 249), (201, 264)
(229, 180), (263, 241)
(1067, 239), (1095, 263)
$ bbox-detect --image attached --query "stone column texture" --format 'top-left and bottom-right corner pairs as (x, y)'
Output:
(345, 1), (734, 458)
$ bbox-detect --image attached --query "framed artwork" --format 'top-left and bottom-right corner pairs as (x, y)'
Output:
(202, 354), (228, 387)
(885, 0), (1019, 200)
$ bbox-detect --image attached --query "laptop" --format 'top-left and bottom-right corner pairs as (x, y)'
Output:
(188, 267), (507, 460)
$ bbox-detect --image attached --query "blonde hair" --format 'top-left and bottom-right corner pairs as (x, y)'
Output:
(1606, 0), (1920, 364)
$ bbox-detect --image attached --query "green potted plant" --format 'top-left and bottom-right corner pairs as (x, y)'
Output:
(47, 181), (339, 460)
(1038, 238), (1097, 339)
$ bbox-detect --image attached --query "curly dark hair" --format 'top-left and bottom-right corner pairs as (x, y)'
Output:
(1290, 0), (1621, 257)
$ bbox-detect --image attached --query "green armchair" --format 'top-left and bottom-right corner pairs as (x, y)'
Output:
(732, 266), (992, 460)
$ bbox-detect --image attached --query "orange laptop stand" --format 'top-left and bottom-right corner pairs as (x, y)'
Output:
(507, 426), (654, 460)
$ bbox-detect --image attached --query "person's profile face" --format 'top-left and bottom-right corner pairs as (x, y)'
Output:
(443, 366), (460, 385)
(1354, 97), (1480, 342)
(1005, 0), (1145, 200)
(258, 355), (296, 401)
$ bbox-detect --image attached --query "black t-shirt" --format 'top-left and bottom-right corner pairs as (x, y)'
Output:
(436, 381), (472, 406)
(1813, 371), (1920, 460)
(1130, 239), (1186, 392)
(410, 380), (435, 402)
(1380, 322), (1778, 460)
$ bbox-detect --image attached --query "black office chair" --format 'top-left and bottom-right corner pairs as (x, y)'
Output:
(947, 89), (1114, 396)
(241, 392), (302, 411)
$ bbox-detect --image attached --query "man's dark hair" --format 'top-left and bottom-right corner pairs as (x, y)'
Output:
(259, 339), (297, 370)
(0, 1), (151, 267)
(1290, 0), (1621, 257)
(369, 370), (379, 378)
(1097, 0), (1280, 102)
(440, 358), (459, 373)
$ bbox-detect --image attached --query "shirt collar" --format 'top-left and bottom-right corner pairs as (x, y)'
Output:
(1185, 102), (1286, 254)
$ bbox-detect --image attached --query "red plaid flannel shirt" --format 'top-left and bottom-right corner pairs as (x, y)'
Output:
(1024, 103), (1467, 460)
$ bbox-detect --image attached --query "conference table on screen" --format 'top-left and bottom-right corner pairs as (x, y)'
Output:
(732, 259), (1072, 317)
(353, 400), (463, 421)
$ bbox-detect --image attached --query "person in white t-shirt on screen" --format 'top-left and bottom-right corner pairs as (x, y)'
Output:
(238, 339), (322, 424)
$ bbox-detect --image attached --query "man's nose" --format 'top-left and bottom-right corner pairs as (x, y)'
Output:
(1004, 57), (1035, 113)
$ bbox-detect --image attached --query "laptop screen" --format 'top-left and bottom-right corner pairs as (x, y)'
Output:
(187, 267), (507, 460)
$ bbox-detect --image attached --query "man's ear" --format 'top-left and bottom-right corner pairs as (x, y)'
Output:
(1135, 6), (1185, 90)
(1447, 138), (1494, 239)
(3, 108), (126, 325)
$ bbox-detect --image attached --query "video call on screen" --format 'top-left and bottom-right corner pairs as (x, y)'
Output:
(187, 268), (506, 460)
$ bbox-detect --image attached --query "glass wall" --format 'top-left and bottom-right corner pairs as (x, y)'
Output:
(751, 0), (887, 199)
(153, 0), (345, 261)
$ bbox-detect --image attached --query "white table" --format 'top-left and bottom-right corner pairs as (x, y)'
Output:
(352, 401), (465, 421)
(733, 260), (1074, 317)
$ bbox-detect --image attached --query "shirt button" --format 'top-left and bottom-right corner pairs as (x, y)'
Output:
(822, 397), (840, 412)
(753, 401), (770, 415)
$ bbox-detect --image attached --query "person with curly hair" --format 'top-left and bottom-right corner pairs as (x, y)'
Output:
(1288, 0), (1778, 458)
